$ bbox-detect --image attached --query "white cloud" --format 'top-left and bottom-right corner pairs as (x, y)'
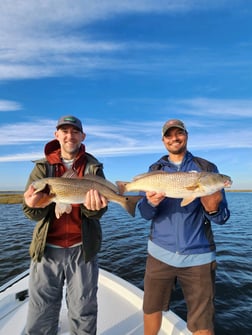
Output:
(0, 100), (22, 111)
(0, 97), (251, 163)
(0, 0), (232, 34)
(0, 152), (43, 162)
(176, 98), (252, 117)
(0, 119), (55, 145)
(0, 0), (247, 80)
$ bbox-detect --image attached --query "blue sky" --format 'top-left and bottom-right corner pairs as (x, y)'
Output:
(0, 0), (251, 191)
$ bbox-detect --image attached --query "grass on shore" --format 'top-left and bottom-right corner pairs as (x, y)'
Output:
(0, 189), (251, 205)
(0, 193), (24, 204)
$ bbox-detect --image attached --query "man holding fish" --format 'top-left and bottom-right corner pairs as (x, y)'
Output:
(137, 119), (231, 335)
(23, 116), (109, 335)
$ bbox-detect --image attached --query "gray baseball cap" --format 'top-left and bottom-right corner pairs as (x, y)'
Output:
(162, 119), (187, 136)
(56, 115), (83, 132)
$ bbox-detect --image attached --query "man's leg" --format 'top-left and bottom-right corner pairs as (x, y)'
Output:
(143, 255), (176, 335)
(25, 248), (65, 335)
(179, 262), (216, 335)
(144, 311), (162, 335)
(66, 246), (98, 335)
(193, 330), (214, 335)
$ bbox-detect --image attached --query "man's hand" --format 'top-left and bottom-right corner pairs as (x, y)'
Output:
(23, 184), (50, 208)
(200, 191), (223, 213)
(84, 189), (108, 211)
(146, 191), (166, 207)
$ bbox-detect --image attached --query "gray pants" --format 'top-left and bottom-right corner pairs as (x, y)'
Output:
(25, 245), (98, 335)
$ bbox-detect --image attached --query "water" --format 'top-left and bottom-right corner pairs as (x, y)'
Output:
(0, 193), (251, 335)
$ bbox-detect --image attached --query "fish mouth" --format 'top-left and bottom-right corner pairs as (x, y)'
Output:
(224, 180), (232, 187)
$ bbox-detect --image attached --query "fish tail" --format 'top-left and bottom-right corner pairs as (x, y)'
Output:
(116, 181), (128, 195)
(121, 195), (143, 217)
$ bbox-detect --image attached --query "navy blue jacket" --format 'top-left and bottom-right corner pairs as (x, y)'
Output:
(138, 151), (230, 255)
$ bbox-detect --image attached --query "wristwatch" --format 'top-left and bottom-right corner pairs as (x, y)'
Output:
(206, 210), (219, 215)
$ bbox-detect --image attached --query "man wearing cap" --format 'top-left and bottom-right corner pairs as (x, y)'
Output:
(138, 119), (230, 335)
(23, 115), (108, 335)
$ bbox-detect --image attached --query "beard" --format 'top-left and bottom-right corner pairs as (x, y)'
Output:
(167, 142), (187, 155)
(62, 142), (81, 156)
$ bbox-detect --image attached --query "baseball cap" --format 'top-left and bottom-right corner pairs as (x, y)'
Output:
(56, 115), (83, 132)
(162, 119), (187, 136)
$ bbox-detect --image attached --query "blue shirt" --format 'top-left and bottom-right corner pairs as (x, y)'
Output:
(138, 151), (230, 266)
(148, 240), (216, 267)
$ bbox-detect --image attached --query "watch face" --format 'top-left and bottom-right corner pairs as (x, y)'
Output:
(208, 210), (218, 215)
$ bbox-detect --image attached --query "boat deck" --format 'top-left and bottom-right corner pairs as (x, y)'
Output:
(0, 269), (191, 335)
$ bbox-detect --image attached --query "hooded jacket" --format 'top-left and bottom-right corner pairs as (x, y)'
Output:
(23, 139), (107, 263)
(138, 151), (230, 255)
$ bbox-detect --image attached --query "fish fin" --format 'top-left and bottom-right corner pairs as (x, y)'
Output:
(185, 183), (201, 191)
(122, 195), (143, 217)
(55, 203), (72, 218)
(84, 174), (119, 193)
(132, 170), (168, 181)
(180, 197), (196, 206)
(116, 181), (129, 195)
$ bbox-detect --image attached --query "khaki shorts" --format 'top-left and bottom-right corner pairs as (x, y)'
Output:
(143, 254), (216, 332)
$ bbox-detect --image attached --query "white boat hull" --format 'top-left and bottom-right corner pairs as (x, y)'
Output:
(0, 269), (191, 335)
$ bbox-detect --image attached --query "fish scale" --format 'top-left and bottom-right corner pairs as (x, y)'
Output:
(116, 171), (232, 207)
(32, 175), (142, 217)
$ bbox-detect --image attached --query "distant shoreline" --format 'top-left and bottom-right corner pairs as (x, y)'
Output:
(0, 193), (24, 204)
(0, 189), (251, 205)
(226, 190), (252, 193)
(0, 190), (252, 194)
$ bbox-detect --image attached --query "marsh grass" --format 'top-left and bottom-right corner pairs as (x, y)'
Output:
(0, 193), (24, 204)
(0, 190), (250, 205)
